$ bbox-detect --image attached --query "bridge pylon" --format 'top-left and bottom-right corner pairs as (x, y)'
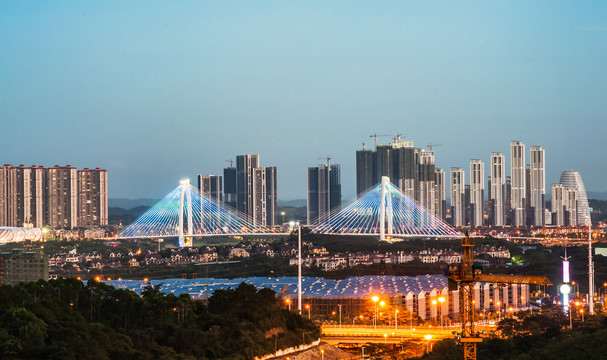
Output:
(178, 179), (194, 247)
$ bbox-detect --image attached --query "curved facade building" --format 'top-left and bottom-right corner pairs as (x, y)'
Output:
(559, 170), (591, 225)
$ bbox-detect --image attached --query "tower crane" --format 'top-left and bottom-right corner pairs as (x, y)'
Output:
(427, 143), (442, 151)
(446, 233), (552, 360)
(225, 160), (233, 168)
(392, 133), (403, 143)
(369, 134), (391, 149)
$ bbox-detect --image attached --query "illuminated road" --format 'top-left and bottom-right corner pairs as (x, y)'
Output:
(321, 324), (496, 344)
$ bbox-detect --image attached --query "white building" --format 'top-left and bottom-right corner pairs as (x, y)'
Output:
(510, 141), (526, 226)
(450, 168), (465, 227)
(559, 170), (590, 225)
(470, 160), (484, 227)
(490, 153), (506, 227)
(529, 146), (546, 227)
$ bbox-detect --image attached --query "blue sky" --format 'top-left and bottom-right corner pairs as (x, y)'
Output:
(1, 1), (606, 200)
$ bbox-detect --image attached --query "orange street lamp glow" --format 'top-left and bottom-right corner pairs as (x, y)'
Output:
(380, 301), (386, 307)
(372, 296), (379, 303)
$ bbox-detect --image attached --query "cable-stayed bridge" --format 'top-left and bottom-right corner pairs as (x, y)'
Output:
(116, 179), (285, 246)
(311, 177), (461, 239)
(115, 177), (460, 247)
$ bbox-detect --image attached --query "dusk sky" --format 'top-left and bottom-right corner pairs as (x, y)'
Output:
(2, 1), (606, 201)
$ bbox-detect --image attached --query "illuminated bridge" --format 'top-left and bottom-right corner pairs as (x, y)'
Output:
(312, 177), (461, 239)
(116, 179), (285, 246)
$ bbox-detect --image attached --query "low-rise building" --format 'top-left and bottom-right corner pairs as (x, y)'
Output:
(0, 249), (49, 285)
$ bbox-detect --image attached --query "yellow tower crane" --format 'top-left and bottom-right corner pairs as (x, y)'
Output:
(446, 234), (552, 360)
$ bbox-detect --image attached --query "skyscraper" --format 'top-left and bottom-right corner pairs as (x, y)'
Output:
(470, 160), (484, 227)
(564, 186), (578, 226)
(223, 166), (237, 208)
(356, 149), (375, 196)
(434, 168), (446, 221)
(510, 141), (526, 226)
(551, 183), (565, 226)
(450, 168), (465, 227)
(236, 154), (259, 215)
(77, 168), (108, 227)
(198, 175), (223, 203)
(47, 165), (78, 229)
(252, 166), (278, 226)
(418, 150), (436, 215)
(559, 170), (591, 225)
(392, 141), (417, 200)
(529, 146), (545, 227)
(307, 164), (341, 224)
(490, 153), (506, 227)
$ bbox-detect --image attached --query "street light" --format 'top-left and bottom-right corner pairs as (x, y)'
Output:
(395, 309), (399, 329)
(438, 297), (445, 330)
(379, 300), (386, 326)
(285, 298), (291, 311)
(432, 299), (438, 326)
(305, 304), (310, 319)
(372, 296), (379, 328)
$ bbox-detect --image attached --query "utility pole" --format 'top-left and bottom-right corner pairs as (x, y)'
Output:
(297, 224), (302, 314)
(589, 222), (595, 315)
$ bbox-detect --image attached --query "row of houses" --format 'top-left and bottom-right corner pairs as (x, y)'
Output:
(290, 246), (511, 272)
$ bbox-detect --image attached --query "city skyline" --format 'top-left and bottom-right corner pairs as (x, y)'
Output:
(1, 2), (606, 200)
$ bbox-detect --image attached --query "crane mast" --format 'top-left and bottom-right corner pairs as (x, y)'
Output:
(446, 233), (552, 360)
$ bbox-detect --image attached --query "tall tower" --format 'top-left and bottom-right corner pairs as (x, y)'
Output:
(419, 150), (436, 215)
(529, 146), (546, 227)
(307, 164), (341, 224)
(434, 168), (446, 221)
(510, 141), (526, 226)
(392, 141), (417, 200)
(252, 166), (278, 226)
(450, 168), (465, 227)
(77, 168), (108, 227)
(551, 183), (565, 226)
(223, 166), (237, 208)
(198, 175), (223, 203)
(47, 165), (78, 229)
(236, 154), (259, 215)
(490, 153), (506, 227)
(355, 148), (375, 196)
(470, 160), (484, 227)
(559, 170), (591, 225)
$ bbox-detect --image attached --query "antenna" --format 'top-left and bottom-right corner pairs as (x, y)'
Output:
(225, 160), (233, 168)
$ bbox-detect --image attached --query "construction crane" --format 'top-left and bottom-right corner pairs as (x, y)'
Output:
(317, 156), (331, 166)
(392, 133), (403, 143)
(446, 233), (552, 360)
(225, 160), (233, 168)
(362, 142), (366, 151)
(369, 134), (391, 149)
(427, 143), (442, 151)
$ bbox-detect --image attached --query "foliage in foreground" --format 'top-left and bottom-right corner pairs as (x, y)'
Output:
(0, 278), (315, 359)
(418, 303), (607, 360)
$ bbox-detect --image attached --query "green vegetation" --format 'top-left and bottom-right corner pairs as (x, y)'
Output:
(0, 279), (315, 359)
(418, 304), (607, 360)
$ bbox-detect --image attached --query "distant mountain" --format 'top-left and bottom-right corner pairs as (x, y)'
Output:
(277, 199), (307, 207)
(588, 192), (607, 201)
(109, 198), (160, 210)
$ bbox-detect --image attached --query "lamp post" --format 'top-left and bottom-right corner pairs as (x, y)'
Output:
(297, 223), (302, 314)
(395, 309), (398, 329)
(305, 304), (310, 319)
(409, 305), (413, 336)
(372, 296), (379, 328)
(432, 299), (437, 326)
(285, 298), (291, 311)
(379, 301), (386, 326)
(497, 301), (501, 322)
(338, 304), (342, 329)
(438, 296), (445, 330)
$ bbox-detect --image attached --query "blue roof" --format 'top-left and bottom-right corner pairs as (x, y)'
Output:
(107, 274), (447, 299)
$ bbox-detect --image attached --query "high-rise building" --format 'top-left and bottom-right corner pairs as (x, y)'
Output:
(198, 175), (223, 203)
(77, 168), (108, 227)
(450, 168), (465, 227)
(223, 167), (237, 208)
(47, 165), (78, 229)
(490, 153), (506, 227)
(551, 183), (565, 226)
(529, 146), (545, 227)
(252, 166), (278, 226)
(559, 170), (590, 225)
(236, 154), (259, 215)
(392, 141), (417, 200)
(307, 164), (342, 224)
(564, 186), (578, 226)
(470, 160), (484, 227)
(510, 141), (526, 226)
(0, 165), (108, 229)
(356, 149), (375, 196)
(418, 150), (436, 215)
(434, 168), (446, 221)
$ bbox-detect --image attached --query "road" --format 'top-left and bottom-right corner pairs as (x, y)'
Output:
(321, 324), (496, 344)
